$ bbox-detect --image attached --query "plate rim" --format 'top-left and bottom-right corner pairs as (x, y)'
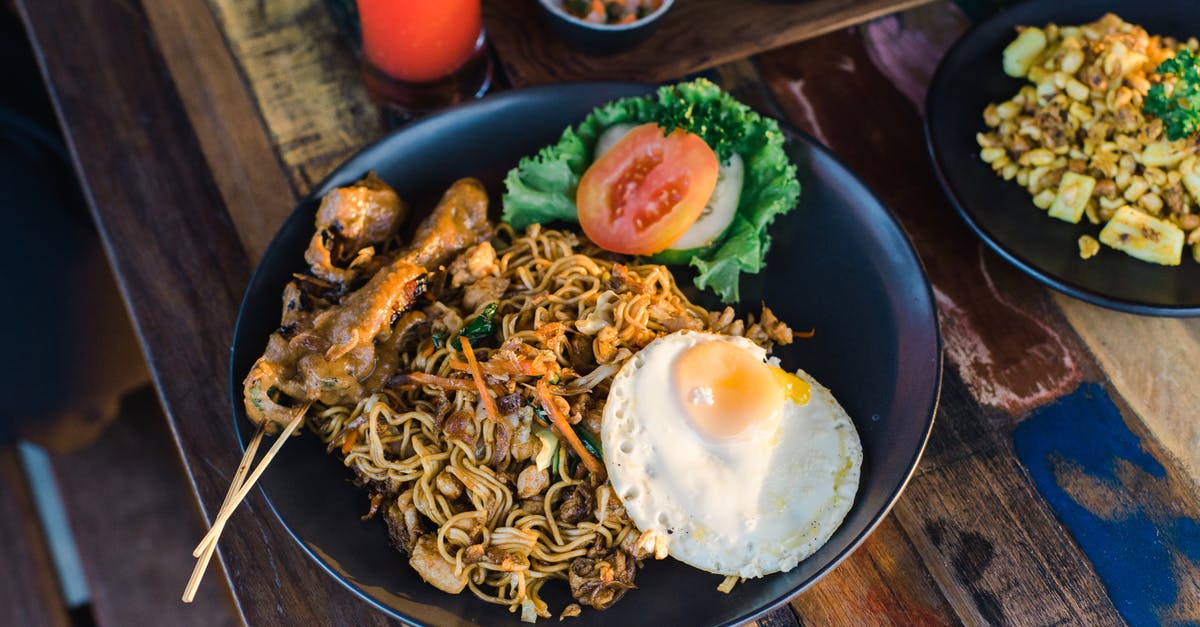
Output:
(924, 0), (1200, 317)
(228, 81), (944, 626)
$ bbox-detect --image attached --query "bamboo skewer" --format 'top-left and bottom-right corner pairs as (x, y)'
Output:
(182, 404), (308, 602)
(191, 427), (265, 558)
(182, 426), (264, 602)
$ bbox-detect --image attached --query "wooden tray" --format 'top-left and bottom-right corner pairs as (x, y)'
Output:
(484, 0), (934, 86)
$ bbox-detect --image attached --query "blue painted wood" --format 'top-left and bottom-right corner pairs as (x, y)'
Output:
(1014, 383), (1200, 627)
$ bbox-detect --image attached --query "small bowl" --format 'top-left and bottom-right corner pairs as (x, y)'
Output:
(536, 0), (675, 55)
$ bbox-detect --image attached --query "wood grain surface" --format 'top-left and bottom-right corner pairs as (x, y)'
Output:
(16, 0), (391, 624)
(204, 0), (382, 192)
(0, 449), (70, 627)
(50, 388), (238, 627)
(485, 0), (934, 87)
(17, 0), (1200, 623)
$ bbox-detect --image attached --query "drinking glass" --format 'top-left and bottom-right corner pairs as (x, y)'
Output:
(356, 0), (493, 124)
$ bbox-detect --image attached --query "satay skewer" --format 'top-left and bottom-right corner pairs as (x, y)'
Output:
(183, 404), (308, 602)
(182, 426), (263, 602)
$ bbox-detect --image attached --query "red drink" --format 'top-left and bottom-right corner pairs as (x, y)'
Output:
(356, 0), (492, 121)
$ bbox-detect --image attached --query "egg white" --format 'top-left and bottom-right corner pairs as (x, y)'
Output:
(601, 331), (862, 578)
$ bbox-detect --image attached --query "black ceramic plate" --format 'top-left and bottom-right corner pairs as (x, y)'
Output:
(230, 83), (941, 626)
(926, 0), (1200, 316)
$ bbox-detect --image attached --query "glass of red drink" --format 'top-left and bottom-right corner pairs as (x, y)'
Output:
(356, 0), (493, 123)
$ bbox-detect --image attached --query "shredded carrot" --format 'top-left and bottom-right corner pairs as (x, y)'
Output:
(460, 337), (503, 425)
(395, 371), (476, 391)
(340, 428), (360, 455)
(796, 328), (816, 339)
(536, 378), (606, 480)
(448, 357), (551, 377)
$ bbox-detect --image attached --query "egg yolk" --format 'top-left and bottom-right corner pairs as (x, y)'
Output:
(672, 341), (785, 441)
(770, 367), (811, 405)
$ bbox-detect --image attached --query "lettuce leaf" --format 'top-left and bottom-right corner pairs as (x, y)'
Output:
(501, 78), (800, 302)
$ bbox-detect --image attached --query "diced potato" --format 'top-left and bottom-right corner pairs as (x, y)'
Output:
(1180, 156), (1200, 203)
(1141, 141), (1191, 168)
(1004, 27), (1047, 78)
(1099, 206), (1184, 266)
(1048, 172), (1097, 223)
(1078, 235), (1100, 259)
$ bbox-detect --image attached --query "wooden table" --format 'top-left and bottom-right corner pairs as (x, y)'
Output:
(14, 0), (1200, 624)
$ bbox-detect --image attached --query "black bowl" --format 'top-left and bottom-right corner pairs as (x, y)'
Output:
(535, 0), (674, 55)
(230, 82), (942, 626)
(926, 0), (1200, 316)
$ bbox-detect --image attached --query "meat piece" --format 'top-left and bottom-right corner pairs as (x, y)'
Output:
(649, 301), (703, 333)
(409, 535), (468, 594)
(558, 484), (594, 524)
(305, 172), (407, 284)
(384, 490), (425, 553)
(568, 551), (636, 609)
(517, 465), (550, 498)
(492, 418), (512, 465)
(534, 321), (570, 354)
(568, 333), (595, 372)
(581, 401), (603, 437)
(510, 408), (538, 462)
(593, 485), (625, 523)
(759, 306), (794, 346)
(448, 241), (498, 288)
(475, 338), (559, 379)
(362, 311), (427, 392)
(313, 262), (427, 362)
(462, 276), (509, 313)
(406, 178), (492, 270)
(607, 264), (647, 294)
(442, 410), (478, 445)
(620, 529), (652, 560)
(620, 528), (668, 561)
(435, 468), (464, 500)
(593, 326), (620, 364)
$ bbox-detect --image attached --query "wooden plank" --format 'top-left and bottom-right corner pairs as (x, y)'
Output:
(15, 0), (391, 624)
(49, 388), (239, 627)
(754, 14), (1097, 419)
(484, 0), (934, 87)
(1054, 297), (1200, 488)
(747, 16), (1130, 625)
(140, 0), (299, 263)
(0, 448), (70, 627)
(204, 0), (382, 192)
(748, 605), (800, 627)
(791, 516), (957, 626)
(1011, 383), (1200, 625)
(894, 372), (1123, 625)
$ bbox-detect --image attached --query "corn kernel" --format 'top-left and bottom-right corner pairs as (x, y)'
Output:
(980, 147), (1007, 163)
(1024, 148), (1056, 166)
(1033, 189), (1056, 209)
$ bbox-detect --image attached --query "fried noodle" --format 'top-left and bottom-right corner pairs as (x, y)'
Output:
(305, 223), (785, 620)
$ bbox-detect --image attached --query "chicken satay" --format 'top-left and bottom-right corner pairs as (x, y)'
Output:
(244, 177), (491, 433)
(304, 172), (408, 284)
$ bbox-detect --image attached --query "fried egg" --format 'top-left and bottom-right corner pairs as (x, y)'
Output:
(601, 330), (862, 578)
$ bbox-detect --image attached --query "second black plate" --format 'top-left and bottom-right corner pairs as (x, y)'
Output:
(926, 0), (1200, 316)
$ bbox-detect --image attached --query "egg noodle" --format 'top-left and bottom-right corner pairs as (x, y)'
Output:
(306, 224), (782, 620)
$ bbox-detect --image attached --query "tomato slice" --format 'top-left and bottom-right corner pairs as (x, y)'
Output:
(576, 123), (719, 255)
